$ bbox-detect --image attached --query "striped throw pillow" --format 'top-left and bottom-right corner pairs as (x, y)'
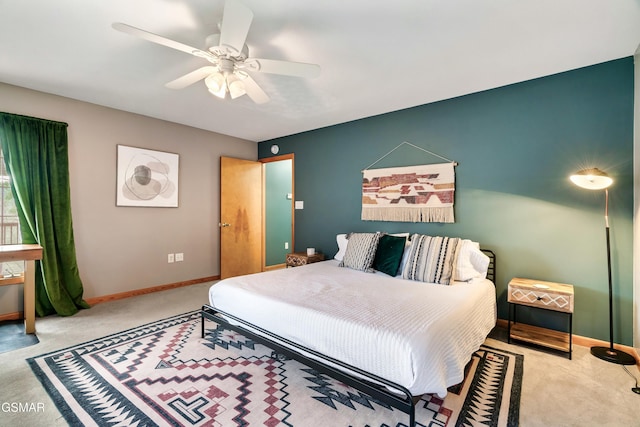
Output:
(402, 234), (461, 284)
(338, 232), (381, 272)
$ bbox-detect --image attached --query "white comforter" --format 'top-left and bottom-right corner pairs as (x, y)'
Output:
(208, 260), (496, 397)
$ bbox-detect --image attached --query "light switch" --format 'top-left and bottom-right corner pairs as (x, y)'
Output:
(295, 201), (304, 209)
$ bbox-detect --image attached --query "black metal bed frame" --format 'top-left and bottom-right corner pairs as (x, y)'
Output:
(201, 249), (496, 427)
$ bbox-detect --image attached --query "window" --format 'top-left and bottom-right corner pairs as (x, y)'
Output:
(0, 148), (23, 279)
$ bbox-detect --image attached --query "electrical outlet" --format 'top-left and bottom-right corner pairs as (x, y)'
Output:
(284, 242), (289, 250)
(168, 253), (175, 263)
(175, 253), (184, 262)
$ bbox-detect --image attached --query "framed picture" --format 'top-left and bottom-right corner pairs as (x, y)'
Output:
(116, 145), (179, 207)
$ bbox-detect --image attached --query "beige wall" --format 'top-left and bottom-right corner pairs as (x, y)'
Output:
(0, 83), (256, 315)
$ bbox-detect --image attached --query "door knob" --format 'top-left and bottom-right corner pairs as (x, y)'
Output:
(219, 222), (230, 227)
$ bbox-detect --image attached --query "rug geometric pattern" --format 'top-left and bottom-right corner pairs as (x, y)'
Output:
(28, 311), (522, 426)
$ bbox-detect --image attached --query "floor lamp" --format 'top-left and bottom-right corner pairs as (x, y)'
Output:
(570, 168), (636, 365)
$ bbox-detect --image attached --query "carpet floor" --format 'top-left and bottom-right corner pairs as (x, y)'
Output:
(0, 320), (39, 354)
(27, 310), (523, 426)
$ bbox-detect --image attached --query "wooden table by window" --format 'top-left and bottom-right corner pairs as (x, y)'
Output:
(0, 244), (43, 334)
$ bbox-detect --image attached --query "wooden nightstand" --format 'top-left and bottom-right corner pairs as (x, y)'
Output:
(507, 277), (574, 359)
(285, 252), (325, 268)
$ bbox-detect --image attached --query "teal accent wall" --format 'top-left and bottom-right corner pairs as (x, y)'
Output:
(265, 159), (293, 266)
(258, 58), (634, 346)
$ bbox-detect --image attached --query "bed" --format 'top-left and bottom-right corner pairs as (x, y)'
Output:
(202, 233), (497, 427)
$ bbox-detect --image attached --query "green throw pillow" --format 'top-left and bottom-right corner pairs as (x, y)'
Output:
(373, 234), (407, 276)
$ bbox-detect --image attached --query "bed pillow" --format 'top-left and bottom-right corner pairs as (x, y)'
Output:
(402, 234), (461, 285)
(469, 248), (490, 279)
(339, 232), (381, 272)
(334, 233), (349, 261)
(397, 237), (413, 276)
(389, 232), (410, 238)
(372, 234), (407, 276)
(453, 239), (490, 281)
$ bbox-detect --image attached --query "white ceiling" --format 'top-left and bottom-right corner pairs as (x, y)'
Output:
(1, 0), (639, 142)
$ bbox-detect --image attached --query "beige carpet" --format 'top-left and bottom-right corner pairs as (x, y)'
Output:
(0, 281), (638, 426)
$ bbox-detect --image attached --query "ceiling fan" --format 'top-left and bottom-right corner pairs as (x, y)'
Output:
(112, 0), (320, 104)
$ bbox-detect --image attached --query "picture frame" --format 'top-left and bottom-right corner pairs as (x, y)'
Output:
(116, 145), (179, 207)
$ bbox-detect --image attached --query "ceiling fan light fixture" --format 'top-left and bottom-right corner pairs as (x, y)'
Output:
(205, 72), (225, 92)
(227, 74), (246, 99)
(113, 0), (319, 105)
(208, 86), (226, 99)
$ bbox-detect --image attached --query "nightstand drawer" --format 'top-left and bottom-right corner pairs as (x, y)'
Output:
(508, 277), (574, 313)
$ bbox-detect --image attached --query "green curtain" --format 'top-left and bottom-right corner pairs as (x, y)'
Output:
(0, 112), (88, 316)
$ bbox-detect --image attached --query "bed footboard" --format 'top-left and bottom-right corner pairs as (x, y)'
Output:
(201, 304), (417, 427)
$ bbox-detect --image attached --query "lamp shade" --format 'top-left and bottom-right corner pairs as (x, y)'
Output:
(227, 74), (246, 99)
(205, 73), (226, 99)
(570, 168), (613, 190)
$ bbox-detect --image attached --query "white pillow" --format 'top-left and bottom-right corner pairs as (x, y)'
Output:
(334, 234), (349, 261)
(469, 248), (490, 278)
(453, 239), (490, 281)
(396, 238), (412, 276)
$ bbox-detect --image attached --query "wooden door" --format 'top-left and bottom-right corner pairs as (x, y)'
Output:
(220, 156), (263, 279)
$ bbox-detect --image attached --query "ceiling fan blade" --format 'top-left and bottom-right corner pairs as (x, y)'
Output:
(165, 66), (217, 89)
(241, 75), (270, 104)
(219, 0), (253, 55)
(112, 22), (208, 57)
(247, 58), (321, 78)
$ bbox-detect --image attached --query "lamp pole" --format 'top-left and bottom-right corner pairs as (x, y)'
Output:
(604, 189), (614, 352)
(589, 189), (635, 365)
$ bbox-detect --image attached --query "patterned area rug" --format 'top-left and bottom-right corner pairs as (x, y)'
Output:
(28, 311), (523, 426)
